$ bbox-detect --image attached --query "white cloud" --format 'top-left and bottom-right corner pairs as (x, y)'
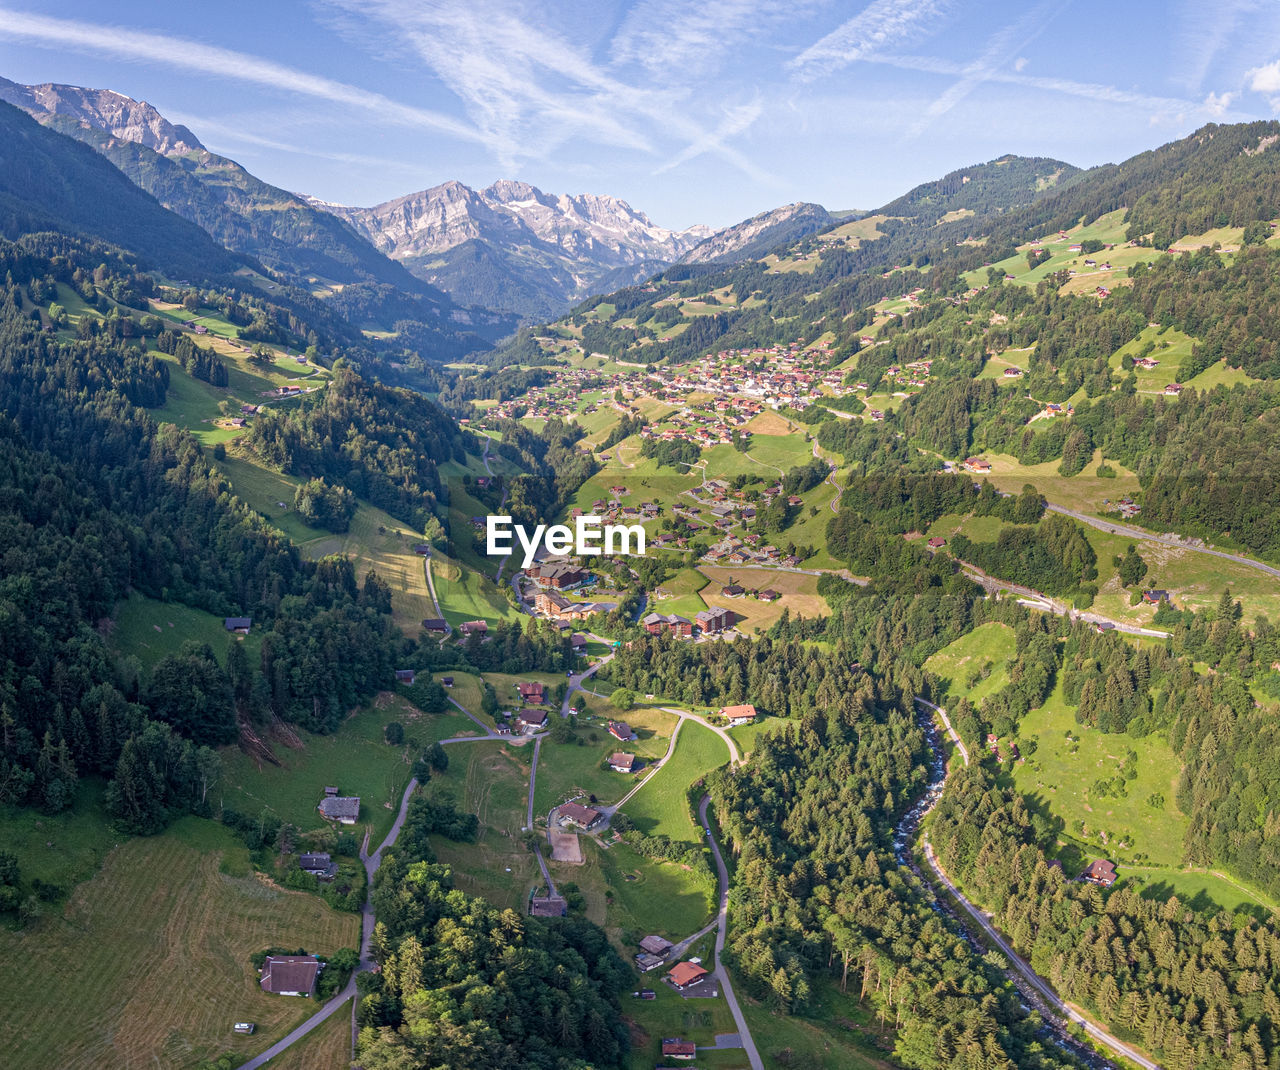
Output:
(788, 0), (955, 82)
(0, 9), (481, 142)
(1247, 58), (1280, 94)
(1202, 91), (1236, 117)
(1014, 56), (1028, 72)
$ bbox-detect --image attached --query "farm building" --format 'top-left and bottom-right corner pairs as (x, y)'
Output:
(558, 802), (602, 830)
(224, 617), (252, 635)
(259, 955), (321, 997)
(529, 895), (567, 917)
(317, 796), (360, 824)
(395, 669), (415, 684)
(665, 961), (709, 991)
(720, 704), (757, 726)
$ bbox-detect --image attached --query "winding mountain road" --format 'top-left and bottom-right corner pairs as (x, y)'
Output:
(699, 794), (764, 1070)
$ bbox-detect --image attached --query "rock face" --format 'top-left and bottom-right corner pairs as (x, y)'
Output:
(0, 78), (204, 156)
(313, 180), (713, 319)
(679, 202), (834, 264)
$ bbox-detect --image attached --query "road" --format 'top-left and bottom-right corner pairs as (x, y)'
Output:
(960, 562), (1171, 638)
(526, 736), (557, 895)
(1045, 502), (1280, 581)
(238, 699), (532, 1069)
(423, 557), (451, 639)
(813, 439), (843, 513)
(909, 697), (1162, 1070)
(698, 795), (764, 1070)
(235, 773), (423, 1070)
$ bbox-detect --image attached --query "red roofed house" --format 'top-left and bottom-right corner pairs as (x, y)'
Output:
(721, 704), (757, 726)
(1082, 859), (1118, 887)
(661, 1038), (697, 1060)
(666, 961), (709, 990)
(558, 802), (603, 830)
(260, 954), (322, 997)
(608, 721), (633, 741)
(517, 681), (546, 705)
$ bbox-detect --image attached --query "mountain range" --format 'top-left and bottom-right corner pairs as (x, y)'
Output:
(0, 77), (850, 325)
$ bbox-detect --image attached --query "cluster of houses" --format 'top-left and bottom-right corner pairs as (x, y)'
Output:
(640, 604), (735, 639)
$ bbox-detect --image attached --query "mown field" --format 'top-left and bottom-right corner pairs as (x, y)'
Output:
(622, 720), (730, 843)
(0, 818), (359, 1070)
(697, 565), (829, 633)
(265, 999), (352, 1070)
(110, 592), (261, 667)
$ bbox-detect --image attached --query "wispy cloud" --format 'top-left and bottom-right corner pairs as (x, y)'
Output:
(320, 0), (778, 183)
(788, 0), (955, 82)
(0, 8), (481, 142)
(907, 2), (1057, 137)
(611, 0), (809, 80)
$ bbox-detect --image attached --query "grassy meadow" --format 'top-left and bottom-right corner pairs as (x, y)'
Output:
(622, 720), (730, 843)
(0, 818), (359, 1070)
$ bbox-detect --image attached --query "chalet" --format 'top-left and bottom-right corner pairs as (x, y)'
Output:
(413, 543), (432, 556)
(260, 955), (321, 997)
(642, 612), (694, 638)
(529, 563), (587, 589)
(666, 961), (709, 991)
(517, 681), (547, 705)
(640, 935), (674, 956)
(318, 795), (360, 824)
(636, 952), (665, 972)
(441, 676), (454, 687)
(421, 619), (448, 636)
(224, 617), (252, 635)
(963, 457), (992, 473)
(240, 404), (259, 415)
(517, 709), (549, 732)
(721, 704), (757, 726)
(1008, 742), (1022, 762)
(299, 853), (337, 879)
(757, 589), (781, 603)
(1142, 589), (1170, 605)
(661, 1039), (697, 1060)
(1082, 859), (1118, 887)
(227, 417), (247, 429)
(721, 584), (745, 598)
(609, 752), (638, 773)
(459, 620), (488, 636)
(1002, 367), (1022, 377)
(395, 669), (416, 685)
(695, 606), (732, 634)
(558, 802), (602, 830)
(927, 536), (947, 548)
(570, 633), (588, 654)
(608, 721), (634, 741)
(530, 895), (567, 917)
(1164, 383), (1184, 395)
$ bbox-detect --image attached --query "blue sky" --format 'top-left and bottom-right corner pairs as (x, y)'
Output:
(3, 1), (1280, 229)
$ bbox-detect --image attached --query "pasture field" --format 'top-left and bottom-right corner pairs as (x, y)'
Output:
(427, 742), (536, 913)
(433, 556), (521, 630)
(0, 817), (359, 1070)
(976, 449), (1141, 513)
(532, 707), (677, 815)
(110, 592), (260, 667)
(622, 720), (730, 843)
(217, 453), (437, 631)
(737, 976), (900, 1070)
(218, 692), (477, 844)
(0, 779), (115, 892)
(1003, 680), (1185, 868)
(621, 973), (741, 1070)
(727, 717), (792, 756)
(923, 622), (1017, 707)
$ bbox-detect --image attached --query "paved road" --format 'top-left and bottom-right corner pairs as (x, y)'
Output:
(525, 736), (558, 895)
(813, 439), (843, 513)
(1045, 502), (1280, 580)
(923, 842), (1160, 1070)
(235, 773), (422, 1070)
(961, 563), (1171, 638)
(910, 698), (1161, 1070)
(423, 558), (452, 639)
(698, 795), (763, 1070)
(560, 651), (614, 718)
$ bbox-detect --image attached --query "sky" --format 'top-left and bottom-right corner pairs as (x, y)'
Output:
(3, 1), (1280, 230)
